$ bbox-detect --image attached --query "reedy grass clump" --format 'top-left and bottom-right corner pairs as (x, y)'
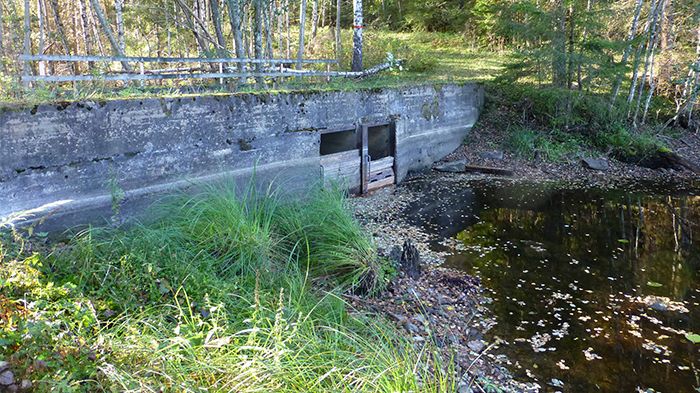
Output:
(1, 182), (450, 392)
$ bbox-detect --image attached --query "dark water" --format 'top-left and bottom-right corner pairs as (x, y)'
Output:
(403, 177), (700, 392)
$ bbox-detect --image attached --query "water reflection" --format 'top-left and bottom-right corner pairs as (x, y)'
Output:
(404, 178), (700, 392)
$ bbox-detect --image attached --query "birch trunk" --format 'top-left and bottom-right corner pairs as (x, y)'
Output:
(297, 0), (306, 70)
(37, 0), (46, 75)
(611, 0), (644, 104)
(335, 0), (341, 62)
(48, 0), (75, 74)
(89, 0), (131, 70)
(627, 0), (657, 110)
(633, 0), (664, 123)
(311, 0), (318, 41)
(642, 0), (667, 122)
(0, 0), (4, 72)
(77, 0), (94, 66)
(264, 0), (273, 58)
(115, 0), (125, 54)
(22, 0), (30, 84)
(226, 0), (245, 82)
(253, 0), (263, 66)
(277, 0), (284, 56)
(351, 0), (362, 72)
(285, 0), (290, 58)
(210, 0), (227, 56)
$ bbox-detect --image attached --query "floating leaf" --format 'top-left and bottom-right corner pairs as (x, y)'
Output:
(646, 281), (663, 288)
(685, 333), (700, 344)
(617, 239), (630, 244)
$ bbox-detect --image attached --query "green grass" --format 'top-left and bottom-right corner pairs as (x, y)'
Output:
(0, 183), (453, 392)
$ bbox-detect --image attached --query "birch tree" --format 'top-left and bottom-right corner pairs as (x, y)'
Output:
(115, 0), (125, 54)
(210, 0), (228, 56)
(226, 0), (245, 81)
(352, 0), (362, 71)
(335, 0), (341, 62)
(311, 0), (318, 41)
(89, 0), (131, 70)
(611, 0), (644, 105)
(0, 0), (4, 72)
(297, 0), (306, 70)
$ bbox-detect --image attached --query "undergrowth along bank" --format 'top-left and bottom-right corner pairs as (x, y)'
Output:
(0, 182), (452, 392)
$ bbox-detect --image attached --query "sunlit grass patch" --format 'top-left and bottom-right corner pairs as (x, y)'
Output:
(0, 182), (452, 392)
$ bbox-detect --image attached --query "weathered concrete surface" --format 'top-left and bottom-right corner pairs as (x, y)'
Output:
(0, 83), (483, 228)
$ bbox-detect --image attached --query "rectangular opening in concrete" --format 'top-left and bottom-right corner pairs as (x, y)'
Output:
(320, 129), (357, 156)
(362, 123), (396, 193)
(367, 124), (394, 160)
(320, 128), (361, 192)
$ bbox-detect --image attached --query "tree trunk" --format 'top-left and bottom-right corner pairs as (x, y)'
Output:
(89, 0), (131, 70)
(642, 0), (667, 123)
(253, 0), (263, 82)
(285, 0), (290, 58)
(610, 0), (644, 105)
(48, 0), (75, 74)
(264, 0), (273, 58)
(634, 0), (664, 124)
(335, 0), (341, 62)
(210, 0), (227, 56)
(115, 0), (125, 54)
(551, 0), (567, 87)
(566, 4), (575, 89)
(77, 0), (94, 67)
(22, 0), (30, 85)
(0, 0), (4, 72)
(627, 0), (657, 110)
(174, 0), (212, 57)
(311, 0), (318, 41)
(297, 0), (306, 70)
(37, 0), (46, 75)
(226, 0), (245, 81)
(351, 0), (362, 72)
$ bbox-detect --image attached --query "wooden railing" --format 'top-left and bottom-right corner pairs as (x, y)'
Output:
(19, 54), (340, 84)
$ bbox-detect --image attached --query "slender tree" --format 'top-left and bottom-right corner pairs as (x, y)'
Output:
(311, 0), (318, 41)
(335, 0), (341, 62)
(351, 0), (362, 71)
(226, 0), (245, 81)
(210, 0), (227, 56)
(89, 0), (131, 70)
(115, 0), (125, 54)
(297, 0), (306, 70)
(611, 0), (644, 105)
(0, 0), (4, 72)
(37, 0), (45, 75)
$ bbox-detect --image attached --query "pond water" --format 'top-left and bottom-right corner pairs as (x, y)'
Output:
(402, 176), (700, 392)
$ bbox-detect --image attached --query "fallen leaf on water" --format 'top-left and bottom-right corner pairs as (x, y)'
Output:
(646, 281), (663, 288)
(685, 333), (700, 344)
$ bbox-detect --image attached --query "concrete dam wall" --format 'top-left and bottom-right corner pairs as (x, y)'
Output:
(0, 83), (484, 228)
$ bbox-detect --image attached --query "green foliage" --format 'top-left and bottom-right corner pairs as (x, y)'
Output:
(489, 83), (667, 161)
(0, 183), (453, 392)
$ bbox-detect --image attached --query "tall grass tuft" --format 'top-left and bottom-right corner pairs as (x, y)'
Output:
(1, 180), (452, 392)
(273, 186), (393, 295)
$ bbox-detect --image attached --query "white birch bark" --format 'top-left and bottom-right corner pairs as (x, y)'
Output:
(351, 0), (362, 72)
(297, 0), (307, 70)
(610, 0), (644, 104)
(115, 0), (125, 54)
